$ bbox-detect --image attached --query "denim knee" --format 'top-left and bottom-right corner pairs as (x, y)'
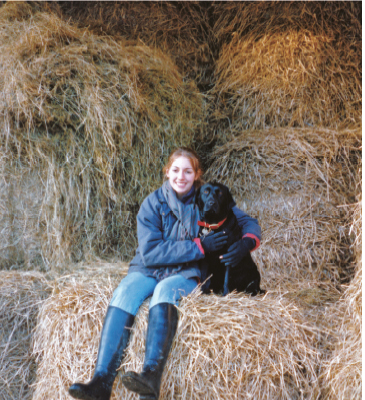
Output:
(149, 275), (198, 309)
(110, 272), (157, 315)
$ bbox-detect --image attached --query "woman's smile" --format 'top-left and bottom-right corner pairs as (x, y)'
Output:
(166, 156), (196, 198)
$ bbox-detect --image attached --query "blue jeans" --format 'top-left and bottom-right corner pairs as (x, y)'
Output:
(110, 272), (198, 315)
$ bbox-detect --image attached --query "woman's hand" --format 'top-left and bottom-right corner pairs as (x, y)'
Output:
(200, 231), (228, 253)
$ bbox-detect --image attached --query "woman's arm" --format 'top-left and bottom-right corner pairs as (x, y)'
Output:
(137, 195), (204, 268)
(232, 206), (261, 251)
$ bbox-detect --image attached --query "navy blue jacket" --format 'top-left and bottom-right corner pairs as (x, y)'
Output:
(128, 186), (261, 281)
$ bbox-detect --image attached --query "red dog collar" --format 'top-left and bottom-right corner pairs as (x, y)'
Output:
(198, 218), (227, 230)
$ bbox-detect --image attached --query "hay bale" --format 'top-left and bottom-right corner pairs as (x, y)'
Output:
(320, 267), (362, 400)
(212, 1), (361, 45)
(32, 270), (333, 400)
(31, 262), (128, 400)
(0, 271), (51, 399)
(57, 1), (215, 89)
(210, 2), (361, 130)
(0, 2), (205, 269)
(205, 126), (361, 285)
(0, 158), (45, 270)
(320, 196), (362, 400)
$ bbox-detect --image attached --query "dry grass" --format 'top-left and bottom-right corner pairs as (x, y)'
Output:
(212, 1), (361, 44)
(206, 126), (361, 285)
(57, 1), (215, 89)
(210, 1), (361, 130)
(0, 2), (205, 270)
(0, 159), (44, 270)
(0, 271), (52, 400)
(320, 268), (362, 400)
(320, 197), (362, 400)
(31, 271), (340, 400)
(0, 2), (361, 399)
(31, 262), (128, 400)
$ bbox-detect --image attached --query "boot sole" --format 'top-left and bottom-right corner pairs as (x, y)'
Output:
(68, 386), (106, 400)
(121, 372), (157, 398)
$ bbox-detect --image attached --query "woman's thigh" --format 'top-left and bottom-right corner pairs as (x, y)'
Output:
(149, 274), (198, 309)
(110, 272), (157, 315)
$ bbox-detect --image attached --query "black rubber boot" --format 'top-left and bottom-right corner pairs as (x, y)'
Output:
(68, 306), (134, 400)
(121, 303), (178, 400)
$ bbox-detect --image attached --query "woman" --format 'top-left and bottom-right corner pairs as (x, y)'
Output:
(68, 147), (261, 400)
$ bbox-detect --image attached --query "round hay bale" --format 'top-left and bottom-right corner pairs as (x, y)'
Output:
(32, 274), (330, 400)
(210, 2), (361, 130)
(0, 271), (51, 400)
(0, 2), (205, 269)
(212, 1), (361, 45)
(205, 126), (361, 285)
(57, 1), (215, 89)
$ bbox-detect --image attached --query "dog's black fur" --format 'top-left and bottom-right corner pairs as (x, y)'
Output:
(195, 182), (264, 296)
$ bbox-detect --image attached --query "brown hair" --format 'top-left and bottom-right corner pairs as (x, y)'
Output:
(163, 147), (204, 188)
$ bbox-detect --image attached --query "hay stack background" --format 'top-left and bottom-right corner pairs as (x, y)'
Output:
(320, 198), (362, 400)
(0, 160), (44, 270)
(209, 1), (361, 135)
(0, 1), (361, 399)
(57, 1), (215, 90)
(0, 1), (205, 270)
(0, 271), (51, 400)
(205, 126), (361, 286)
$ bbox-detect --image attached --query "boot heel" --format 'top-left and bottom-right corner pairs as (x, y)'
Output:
(121, 371), (156, 396)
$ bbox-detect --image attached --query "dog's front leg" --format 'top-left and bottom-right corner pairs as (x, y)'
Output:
(223, 266), (230, 295)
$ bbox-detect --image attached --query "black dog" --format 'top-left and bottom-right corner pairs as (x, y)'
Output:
(195, 182), (264, 296)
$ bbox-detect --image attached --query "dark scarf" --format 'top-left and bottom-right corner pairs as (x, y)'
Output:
(161, 181), (199, 241)
(153, 181), (200, 281)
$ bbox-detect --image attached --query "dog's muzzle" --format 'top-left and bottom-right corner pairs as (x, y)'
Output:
(203, 199), (220, 214)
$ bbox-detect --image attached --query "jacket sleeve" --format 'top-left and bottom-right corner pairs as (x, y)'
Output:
(232, 206), (261, 251)
(137, 194), (205, 268)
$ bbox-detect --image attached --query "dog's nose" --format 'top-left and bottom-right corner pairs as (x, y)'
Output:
(207, 200), (215, 206)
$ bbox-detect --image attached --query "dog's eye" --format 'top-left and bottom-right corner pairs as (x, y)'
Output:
(204, 190), (209, 194)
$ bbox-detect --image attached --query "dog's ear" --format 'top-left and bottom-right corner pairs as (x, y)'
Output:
(222, 184), (236, 210)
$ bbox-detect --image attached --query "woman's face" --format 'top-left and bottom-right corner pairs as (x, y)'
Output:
(166, 156), (196, 198)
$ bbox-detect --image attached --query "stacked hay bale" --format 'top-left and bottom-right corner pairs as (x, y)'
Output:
(0, 158), (45, 270)
(0, 271), (51, 399)
(0, 2), (361, 400)
(203, 1), (362, 398)
(0, 2), (205, 270)
(205, 1), (362, 287)
(321, 199), (362, 399)
(210, 1), (361, 131)
(206, 126), (361, 286)
(32, 262), (128, 400)
(57, 1), (215, 90)
(33, 273), (333, 400)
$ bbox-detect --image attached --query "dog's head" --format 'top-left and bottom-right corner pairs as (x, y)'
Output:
(195, 182), (236, 223)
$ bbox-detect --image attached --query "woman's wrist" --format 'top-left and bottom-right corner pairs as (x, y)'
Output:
(193, 238), (205, 255)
